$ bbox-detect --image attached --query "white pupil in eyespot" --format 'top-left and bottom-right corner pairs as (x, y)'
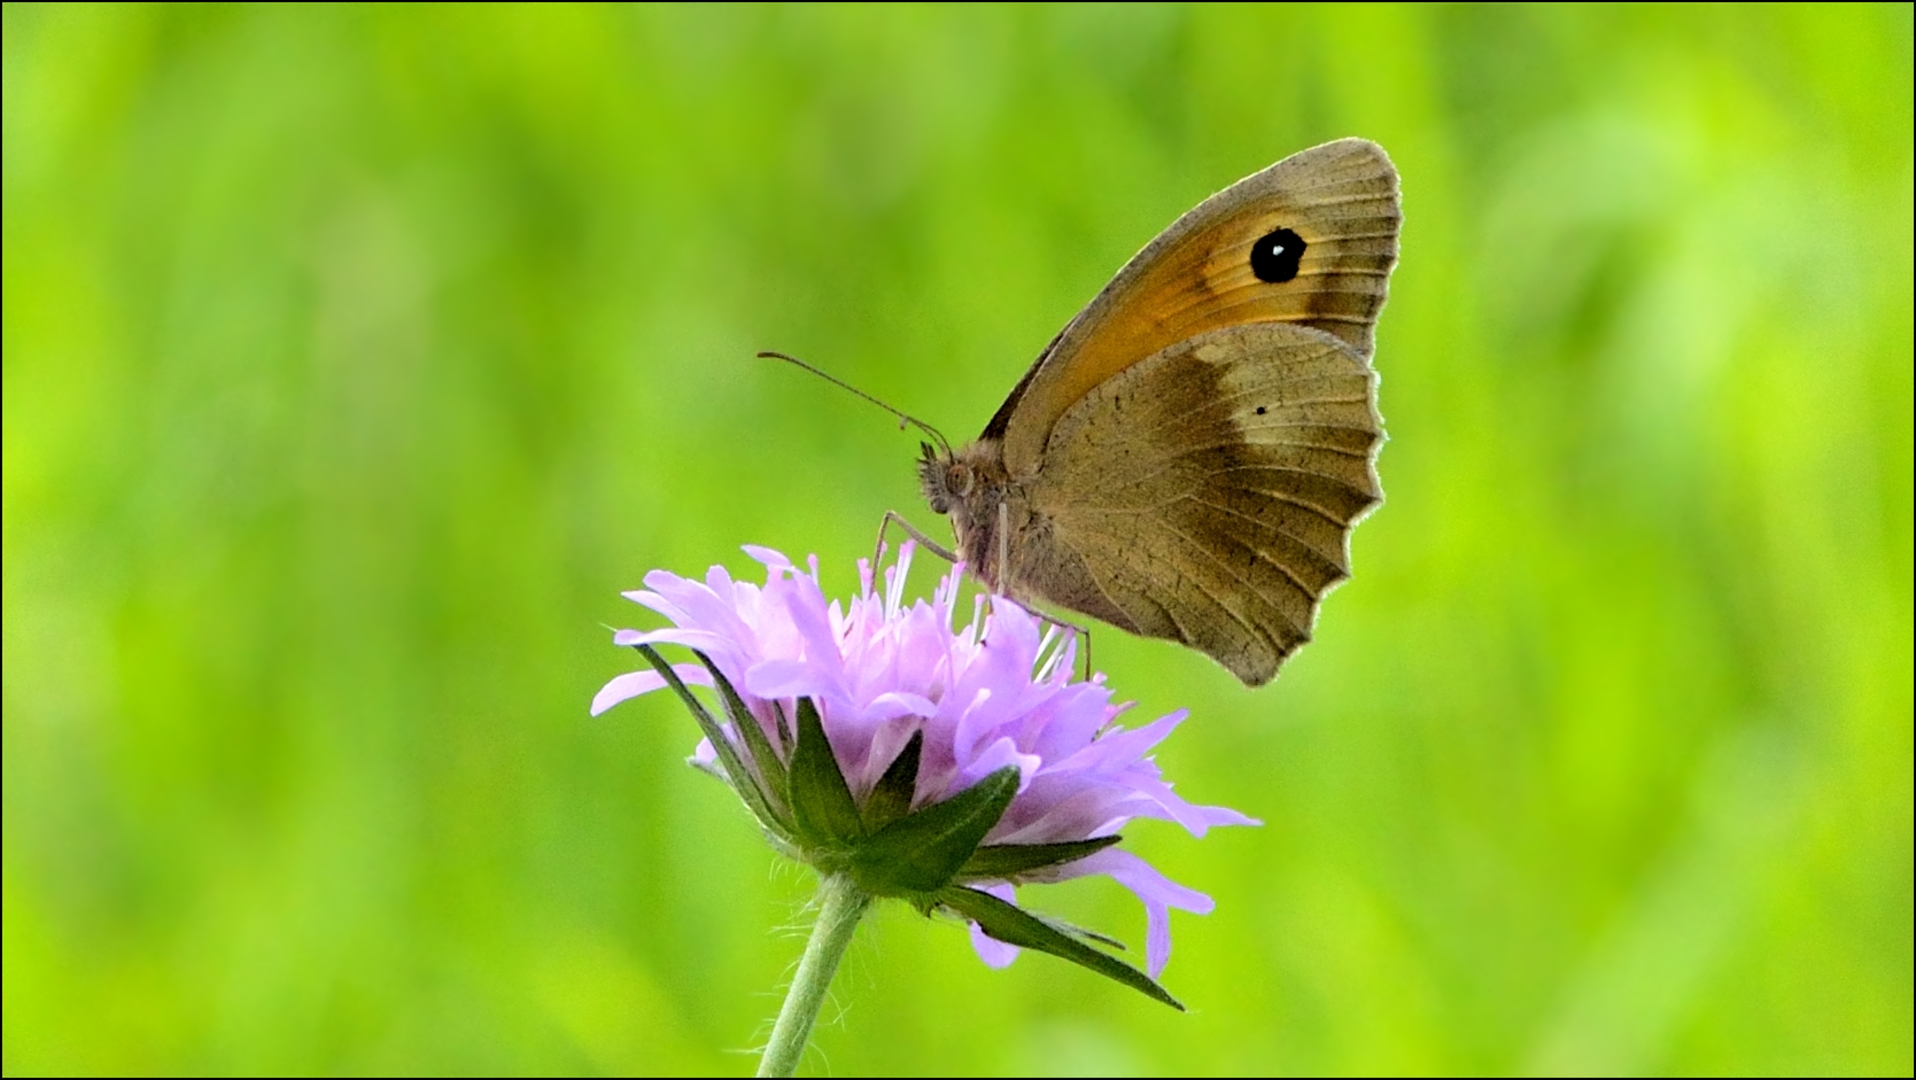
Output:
(1270, 242), (1285, 254)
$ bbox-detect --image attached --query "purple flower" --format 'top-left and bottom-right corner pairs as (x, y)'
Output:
(592, 543), (1254, 983)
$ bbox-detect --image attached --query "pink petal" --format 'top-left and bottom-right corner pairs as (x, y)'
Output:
(863, 691), (938, 722)
(611, 627), (732, 653)
(1068, 848), (1212, 978)
(590, 671), (662, 716)
(743, 659), (824, 699)
(959, 735), (1041, 795)
(589, 665), (711, 716)
(742, 545), (794, 569)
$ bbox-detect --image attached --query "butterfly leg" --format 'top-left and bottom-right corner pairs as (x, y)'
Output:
(1053, 613), (1094, 682)
(875, 510), (959, 571)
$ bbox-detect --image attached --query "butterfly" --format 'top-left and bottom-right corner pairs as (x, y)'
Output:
(903, 138), (1400, 686)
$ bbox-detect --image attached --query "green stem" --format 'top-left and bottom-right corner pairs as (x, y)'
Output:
(757, 874), (872, 1078)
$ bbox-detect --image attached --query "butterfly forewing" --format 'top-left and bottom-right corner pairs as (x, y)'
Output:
(994, 138), (1400, 477)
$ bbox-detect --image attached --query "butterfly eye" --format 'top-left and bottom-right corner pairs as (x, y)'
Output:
(1250, 227), (1306, 283)
(947, 464), (974, 496)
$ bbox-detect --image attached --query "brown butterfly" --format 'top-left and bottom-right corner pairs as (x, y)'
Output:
(923, 138), (1403, 686)
(778, 138), (1399, 686)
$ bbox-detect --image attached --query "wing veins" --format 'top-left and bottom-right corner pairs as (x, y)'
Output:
(1185, 496), (1325, 599)
(1215, 461), (1380, 494)
(1153, 518), (1295, 650)
(1133, 384), (1373, 444)
(1134, 399), (1373, 447)
(1176, 436), (1373, 459)
(1157, 290), (1389, 336)
(1127, 364), (1371, 442)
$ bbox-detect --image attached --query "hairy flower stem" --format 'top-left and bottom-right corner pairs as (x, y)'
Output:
(757, 874), (872, 1078)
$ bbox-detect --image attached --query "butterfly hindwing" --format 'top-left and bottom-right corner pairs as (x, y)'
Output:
(1026, 323), (1383, 685)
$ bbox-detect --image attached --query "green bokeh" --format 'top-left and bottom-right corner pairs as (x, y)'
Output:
(4, 4), (1910, 1074)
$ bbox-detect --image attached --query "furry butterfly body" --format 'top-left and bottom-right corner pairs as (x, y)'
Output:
(919, 138), (1400, 686)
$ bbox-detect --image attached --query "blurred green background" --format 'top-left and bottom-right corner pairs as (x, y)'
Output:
(4, 3), (1910, 1075)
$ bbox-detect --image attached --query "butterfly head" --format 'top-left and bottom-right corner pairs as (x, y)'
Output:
(917, 438), (1017, 590)
(917, 442), (976, 516)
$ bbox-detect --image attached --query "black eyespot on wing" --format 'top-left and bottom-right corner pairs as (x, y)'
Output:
(1255, 405), (1268, 415)
(1250, 227), (1305, 284)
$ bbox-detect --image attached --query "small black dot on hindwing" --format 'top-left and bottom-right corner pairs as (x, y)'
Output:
(1250, 227), (1305, 283)
(1255, 405), (1268, 415)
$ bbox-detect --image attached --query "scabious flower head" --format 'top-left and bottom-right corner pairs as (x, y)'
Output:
(593, 543), (1254, 987)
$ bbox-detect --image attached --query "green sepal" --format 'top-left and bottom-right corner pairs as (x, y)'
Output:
(633, 644), (787, 842)
(1025, 909), (1129, 952)
(694, 650), (791, 830)
(771, 700), (794, 749)
(935, 885), (1183, 1011)
(789, 697), (865, 852)
(959, 835), (1121, 880)
(850, 766), (1019, 897)
(859, 730), (923, 834)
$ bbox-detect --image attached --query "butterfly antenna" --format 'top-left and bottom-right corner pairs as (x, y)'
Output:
(757, 350), (952, 457)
